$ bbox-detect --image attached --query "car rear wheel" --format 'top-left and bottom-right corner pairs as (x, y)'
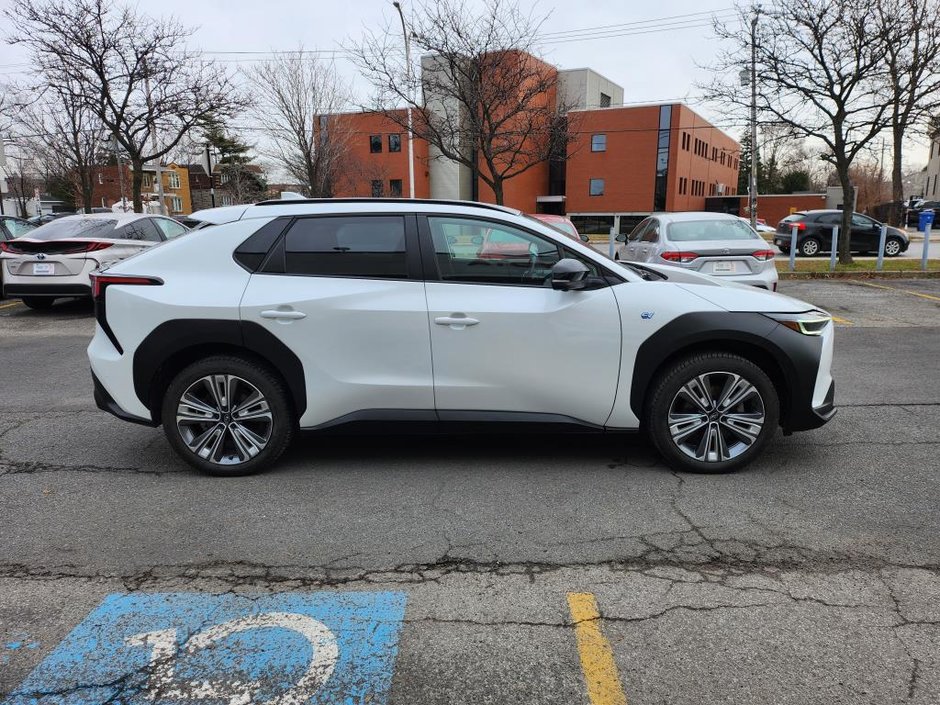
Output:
(161, 356), (295, 476)
(646, 352), (780, 474)
(21, 297), (55, 310)
(799, 237), (821, 257)
(884, 237), (903, 257)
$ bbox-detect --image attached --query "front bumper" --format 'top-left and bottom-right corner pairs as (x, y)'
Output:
(784, 379), (836, 433)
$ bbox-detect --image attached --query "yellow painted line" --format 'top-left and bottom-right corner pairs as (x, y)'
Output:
(852, 280), (940, 302)
(0, 300), (22, 310)
(567, 592), (628, 705)
(829, 314), (853, 325)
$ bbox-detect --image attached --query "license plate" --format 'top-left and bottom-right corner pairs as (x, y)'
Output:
(713, 261), (737, 273)
(32, 263), (54, 275)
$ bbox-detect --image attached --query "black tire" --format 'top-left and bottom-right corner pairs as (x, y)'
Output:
(21, 297), (55, 310)
(645, 351), (780, 474)
(161, 355), (295, 476)
(799, 237), (821, 257)
(883, 237), (904, 257)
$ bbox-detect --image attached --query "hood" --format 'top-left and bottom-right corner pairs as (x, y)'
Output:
(628, 261), (816, 314)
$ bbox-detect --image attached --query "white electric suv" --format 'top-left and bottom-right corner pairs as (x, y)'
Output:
(1, 213), (189, 309)
(88, 199), (836, 476)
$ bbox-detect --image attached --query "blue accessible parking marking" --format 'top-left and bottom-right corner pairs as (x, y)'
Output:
(4, 591), (407, 705)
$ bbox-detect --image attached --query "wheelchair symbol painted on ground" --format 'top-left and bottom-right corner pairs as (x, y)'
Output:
(3, 592), (407, 705)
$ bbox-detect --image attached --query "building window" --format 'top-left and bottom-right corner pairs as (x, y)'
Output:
(591, 134), (607, 152)
(369, 135), (382, 153)
(599, 92), (611, 108)
(388, 134), (401, 152)
(589, 178), (605, 196)
(220, 194), (234, 206)
(170, 196), (183, 212)
(142, 174), (152, 188)
(653, 105), (672, 211)
(168, 172), (180, 189)
(389, 179), (403, 197)
(220, 171), (230, 184)
(371, 180), (384, 197)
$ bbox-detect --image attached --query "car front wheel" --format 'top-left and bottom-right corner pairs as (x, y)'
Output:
(883, 237), (904, 257)
(161, 356), (295, 476)
(646, 352), (780, 473)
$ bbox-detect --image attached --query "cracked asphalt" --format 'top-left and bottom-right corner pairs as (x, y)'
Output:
(1, 279), (939, 704)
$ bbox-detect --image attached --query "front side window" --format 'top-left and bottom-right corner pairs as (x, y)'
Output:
(369, 135), (382, 153)
(284, 216), (407, 279)
(119, 218), (163, 242)
(388, 134), (401, 152)
(427, 216), (561, 286)
(591, 134), (607, 152)
(155, 217), (188, 239)
(851, 214), (876, 227)
(589, 178), (605, 196)
(640, 220), (661, 243)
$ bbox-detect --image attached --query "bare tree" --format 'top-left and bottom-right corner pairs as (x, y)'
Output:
(243, 49), (351, 197)
(873, 0), (940, 224)
(349, 0), (577, 205)
(10, 80), (108, 213)
(706, 0), (891, 263)
(7, 0), (247, 212)
(3, 151), (38, 218)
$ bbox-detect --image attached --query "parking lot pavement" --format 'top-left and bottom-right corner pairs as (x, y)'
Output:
(1, 283), (939, 704)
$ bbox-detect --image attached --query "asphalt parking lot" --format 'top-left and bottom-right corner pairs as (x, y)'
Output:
(1, 279), (938, 704)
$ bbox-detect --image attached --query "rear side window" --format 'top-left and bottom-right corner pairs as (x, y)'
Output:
(284, 216), (408, 279)
(780, 214), (805, 223)
(120, 218), (162, 242)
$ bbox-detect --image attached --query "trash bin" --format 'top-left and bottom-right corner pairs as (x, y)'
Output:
(918, 209), (935, 232)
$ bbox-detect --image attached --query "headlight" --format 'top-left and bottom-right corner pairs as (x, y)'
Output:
(764, 310), (831, 335)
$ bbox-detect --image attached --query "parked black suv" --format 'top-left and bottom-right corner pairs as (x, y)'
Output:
(905, 200), (940, 227)
(775, 210), (909, 257)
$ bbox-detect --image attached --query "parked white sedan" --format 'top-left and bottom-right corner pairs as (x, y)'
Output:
(615, 212), (779, 290)
(0, 213), (188, 309)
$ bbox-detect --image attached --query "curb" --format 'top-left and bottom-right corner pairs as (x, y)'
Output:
(778, 270), (940, 280)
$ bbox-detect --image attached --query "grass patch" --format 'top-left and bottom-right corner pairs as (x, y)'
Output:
(776, 258), (940, 273)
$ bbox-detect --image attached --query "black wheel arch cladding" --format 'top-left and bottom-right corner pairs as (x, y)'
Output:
(133, 319), (306, 422)
(631, 311), (824, 432)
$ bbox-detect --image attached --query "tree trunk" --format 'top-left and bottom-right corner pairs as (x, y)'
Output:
(890, 123), (904, 226)
(491, 178), (504, 205)
(81, 172), (93, 213)
(837, 169), (854, 265)
(130, 159), (144, 213)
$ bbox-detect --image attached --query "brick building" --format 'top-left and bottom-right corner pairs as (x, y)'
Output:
(88, 163), (191, 215)
(328, 56), (740, 233)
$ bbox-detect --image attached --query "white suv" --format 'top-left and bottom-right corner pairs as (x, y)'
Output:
(88, 199), (836, 476)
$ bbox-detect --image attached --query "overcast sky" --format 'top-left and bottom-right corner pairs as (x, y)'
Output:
(0, 0), (928, 166)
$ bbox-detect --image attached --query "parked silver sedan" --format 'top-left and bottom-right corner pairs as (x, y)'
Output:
(615, 212), (779, 290)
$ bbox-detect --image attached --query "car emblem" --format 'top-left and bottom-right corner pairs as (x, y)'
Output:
(722, 248), (730, 255)
(641, 311), (655, 320)
(36, 253), (46, 260)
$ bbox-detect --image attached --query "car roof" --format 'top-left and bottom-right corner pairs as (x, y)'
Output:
(651, 211), (744, 223)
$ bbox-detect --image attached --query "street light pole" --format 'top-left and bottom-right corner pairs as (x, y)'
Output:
(142, 57), (166, 214)
(393, 1), (416, 199)
(748, 8), (759, 230)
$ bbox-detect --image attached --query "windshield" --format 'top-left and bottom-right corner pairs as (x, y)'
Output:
(25, 218), (119, 241)
(668, 219), (761, 242)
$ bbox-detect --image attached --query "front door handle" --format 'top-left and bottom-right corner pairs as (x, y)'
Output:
(260, 309), (306, 320)
(435, 315), (480, 329)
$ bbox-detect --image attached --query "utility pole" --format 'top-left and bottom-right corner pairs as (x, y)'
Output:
(748, 7), (759, 230)
(205, 144), (216, 208)
(393, 1), (416, 199)
(113, 135), (128, 211)
(142, 57), (166, 214)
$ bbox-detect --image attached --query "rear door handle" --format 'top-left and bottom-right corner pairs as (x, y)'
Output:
(435, 315), (479, 328)
(260, 309), (306, 320)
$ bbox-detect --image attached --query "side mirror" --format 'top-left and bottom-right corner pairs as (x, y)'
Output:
(615, 233), (627, 242)
(551, 258), (590, 291)
(580, 234), (590, 242)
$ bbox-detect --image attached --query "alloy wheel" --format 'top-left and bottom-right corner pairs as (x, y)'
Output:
(175, 374), (274, 466)
(667, 371), (766, 463)
(884, 239), (901, 256)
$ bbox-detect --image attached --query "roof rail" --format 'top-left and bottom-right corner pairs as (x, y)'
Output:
(251, 197), (522, 215)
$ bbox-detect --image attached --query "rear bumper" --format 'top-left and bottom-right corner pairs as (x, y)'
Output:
(92, 370), (158, 426)
(3, 283), (92, 298)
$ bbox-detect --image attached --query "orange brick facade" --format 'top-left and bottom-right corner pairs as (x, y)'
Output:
(329, 111), (430, 199)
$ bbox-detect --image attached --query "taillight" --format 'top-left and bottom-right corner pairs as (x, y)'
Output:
(751, 249), (777, 261)
(83, 242), (114, 252)
(661, 251), (700, 263)
(0, 242), (13, 253)
(0, 240), (113, 255)
(91, 274), (163, 299)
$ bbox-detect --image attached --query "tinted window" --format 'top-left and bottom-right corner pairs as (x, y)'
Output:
(234, 218), (290, 271)
(818, 213), (842, 224)
(428, 216), (561, 286)
(640, 221), (660, 243)
(388, 134), (401, 152)
(119, 218), (162, 242)
(668, 219), (761, 242)
(155, 218), (188, 239)
(369, 135), (382, 153)
(27, 218), (118, 241)
(284, 216), (407, 279)
(851, 214), (876, 227)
